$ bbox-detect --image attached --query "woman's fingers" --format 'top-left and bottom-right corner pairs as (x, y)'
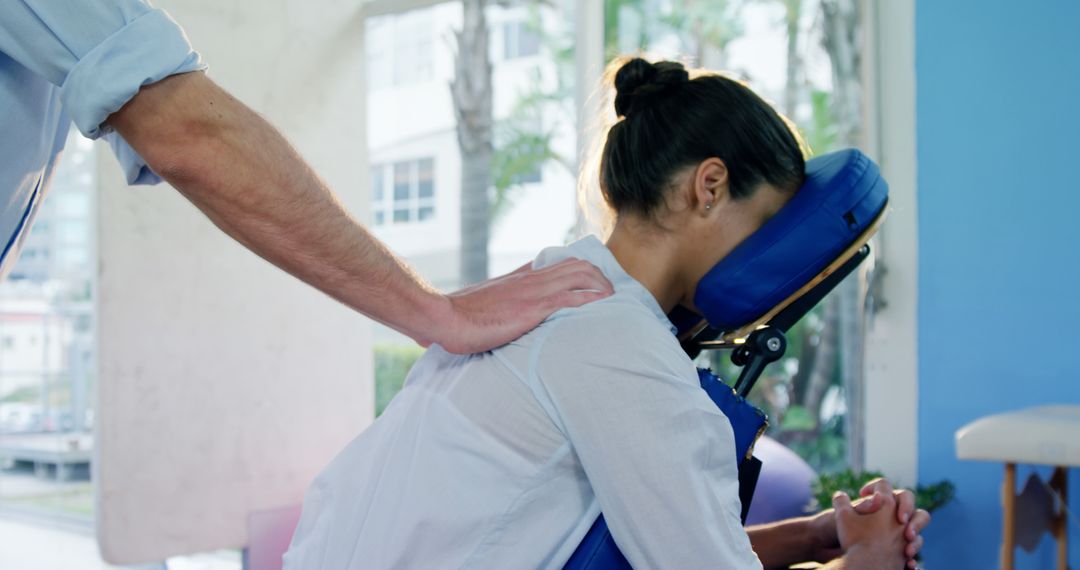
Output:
(905, 534), (924, 559)
(857, 479), (915, 525)
(906, 509), (931, 540)
(852, 492), (882, 514)
(832, 491), (855, 517)
(894, 489), (916, 525)
(859, 477), (893, 498)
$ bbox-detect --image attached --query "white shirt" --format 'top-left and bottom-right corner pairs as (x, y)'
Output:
(285, 236), (761, 569)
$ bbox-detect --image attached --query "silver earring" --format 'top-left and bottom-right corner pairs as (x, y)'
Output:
(705, 202), (712, 211)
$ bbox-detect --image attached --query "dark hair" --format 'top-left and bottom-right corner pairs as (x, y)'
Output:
(600, 57), (806, 219)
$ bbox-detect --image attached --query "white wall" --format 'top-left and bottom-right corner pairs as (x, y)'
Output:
(94, 0), (373, 563)
(861, 0), (918, 485)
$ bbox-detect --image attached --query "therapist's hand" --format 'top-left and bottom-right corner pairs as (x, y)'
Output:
(432, 258), (613, 354)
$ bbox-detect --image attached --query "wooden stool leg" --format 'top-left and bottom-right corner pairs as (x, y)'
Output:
(1050, 467), (1068, 570)
(1002, 463), (1016, 570)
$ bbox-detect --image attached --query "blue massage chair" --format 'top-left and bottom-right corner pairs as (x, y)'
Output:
(563, 148), (890, 569)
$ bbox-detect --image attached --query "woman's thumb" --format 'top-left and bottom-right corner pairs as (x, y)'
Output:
(833, 491), (854, 513)
(853, 491), (884, 515)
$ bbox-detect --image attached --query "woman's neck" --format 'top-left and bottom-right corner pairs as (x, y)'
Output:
(605, 220), (689, 314)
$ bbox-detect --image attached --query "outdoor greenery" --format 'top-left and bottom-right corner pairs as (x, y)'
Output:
(374, 343), (425, 416)
(812, 469), (957, 513)
(7, 483), (95, 517)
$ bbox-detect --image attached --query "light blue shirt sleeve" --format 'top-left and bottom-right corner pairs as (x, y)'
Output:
(0, 0), (207, 184)
(536, 304), (763, 569)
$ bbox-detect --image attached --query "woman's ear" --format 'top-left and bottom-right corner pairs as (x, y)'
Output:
(693, 158), (729, 214)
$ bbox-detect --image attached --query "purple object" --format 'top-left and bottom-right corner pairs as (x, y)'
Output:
(745, 436), (817, 525)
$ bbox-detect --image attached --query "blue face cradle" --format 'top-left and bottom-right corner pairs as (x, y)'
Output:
(672, 148), (890, 335)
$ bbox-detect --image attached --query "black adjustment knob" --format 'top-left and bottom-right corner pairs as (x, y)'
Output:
(731, 345), (751, 366)
(755, 328), (786, 360)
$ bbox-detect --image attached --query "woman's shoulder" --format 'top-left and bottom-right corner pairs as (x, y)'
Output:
(533, 291), (690, 372)
(541, 290), (671, 337)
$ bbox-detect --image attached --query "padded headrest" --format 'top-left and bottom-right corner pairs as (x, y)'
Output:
(689, 149), (888, 333)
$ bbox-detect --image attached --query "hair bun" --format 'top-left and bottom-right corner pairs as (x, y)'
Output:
(613, 58), (689, 118)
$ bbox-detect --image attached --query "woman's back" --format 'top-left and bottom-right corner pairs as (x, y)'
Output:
(284, 237), (759, 569)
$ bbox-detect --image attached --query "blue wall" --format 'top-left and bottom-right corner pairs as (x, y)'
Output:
(916, 0), (1080, 567)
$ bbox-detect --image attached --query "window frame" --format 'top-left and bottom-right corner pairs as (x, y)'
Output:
(371, 157), (437, 227)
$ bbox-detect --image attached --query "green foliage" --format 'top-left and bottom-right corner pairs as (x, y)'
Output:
(659, 0), (744, 53)
(1, 385), (38, 403)
(788, 417), (847, 473)
(490, 4), (576, 220)
(374, 343), (425, 417)
(605, 0), (743, 61)
(604, 0), (649, 59)
(805, 89), (838, 155)
(778, 404), (816, 431)
(491, 119), (560, 218)
(914, 480), (957, 512)
(812, 469), (956, 513)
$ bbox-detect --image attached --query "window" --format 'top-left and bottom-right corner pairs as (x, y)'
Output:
(56, 193), (90, 218)
(371, 158), (436, 226)
(365, 2), (579, 415)
(0, 127), (96, 527)
(365, 8), (435, 90)
(503, 20), (541, 60)
(604, 0), (872, 475)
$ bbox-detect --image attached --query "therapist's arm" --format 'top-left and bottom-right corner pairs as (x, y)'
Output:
(106, 71), (612, 353)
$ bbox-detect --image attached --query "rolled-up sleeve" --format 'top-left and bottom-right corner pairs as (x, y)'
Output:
(535, 306), (763, 569)
(0, 0), (206, 183)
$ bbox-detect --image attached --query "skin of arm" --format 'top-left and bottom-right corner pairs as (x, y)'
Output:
(105, 71), (612, 353)
(749, 479), (930, 569)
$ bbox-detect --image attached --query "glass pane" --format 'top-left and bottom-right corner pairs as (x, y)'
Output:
(1, 127), (96, 524)
(366, 1), (579, 415)
(393, 161), (411, 201)
(417, 158), (434, 199)
(517, 22), (541, 58)
(56, 193), (90, 218)
(364, 17), (393, 90)
(392, 9), (435, 86)
(371, 165), (384, 202)
(374, 210), (386, 226)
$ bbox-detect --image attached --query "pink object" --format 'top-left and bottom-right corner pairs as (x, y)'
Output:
(245, 505), (303, 570)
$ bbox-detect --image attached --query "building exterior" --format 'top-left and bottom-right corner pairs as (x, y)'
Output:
(364, 3), (580, 296)
(0, 128), (95, 433)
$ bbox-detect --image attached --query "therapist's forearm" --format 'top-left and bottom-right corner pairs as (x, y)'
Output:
(107, 71), (448, 344)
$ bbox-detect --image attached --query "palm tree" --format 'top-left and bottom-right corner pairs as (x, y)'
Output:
(451, 0), (495, 285)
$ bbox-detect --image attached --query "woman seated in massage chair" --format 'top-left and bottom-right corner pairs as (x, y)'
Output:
(284, 57), (930, 570)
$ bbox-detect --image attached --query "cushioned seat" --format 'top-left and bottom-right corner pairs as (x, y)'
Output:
(955, 406), (1078, 570)
(955, 405), (1080, 467)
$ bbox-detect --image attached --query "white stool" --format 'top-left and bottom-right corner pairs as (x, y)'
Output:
(956, 405), (1080, 570)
